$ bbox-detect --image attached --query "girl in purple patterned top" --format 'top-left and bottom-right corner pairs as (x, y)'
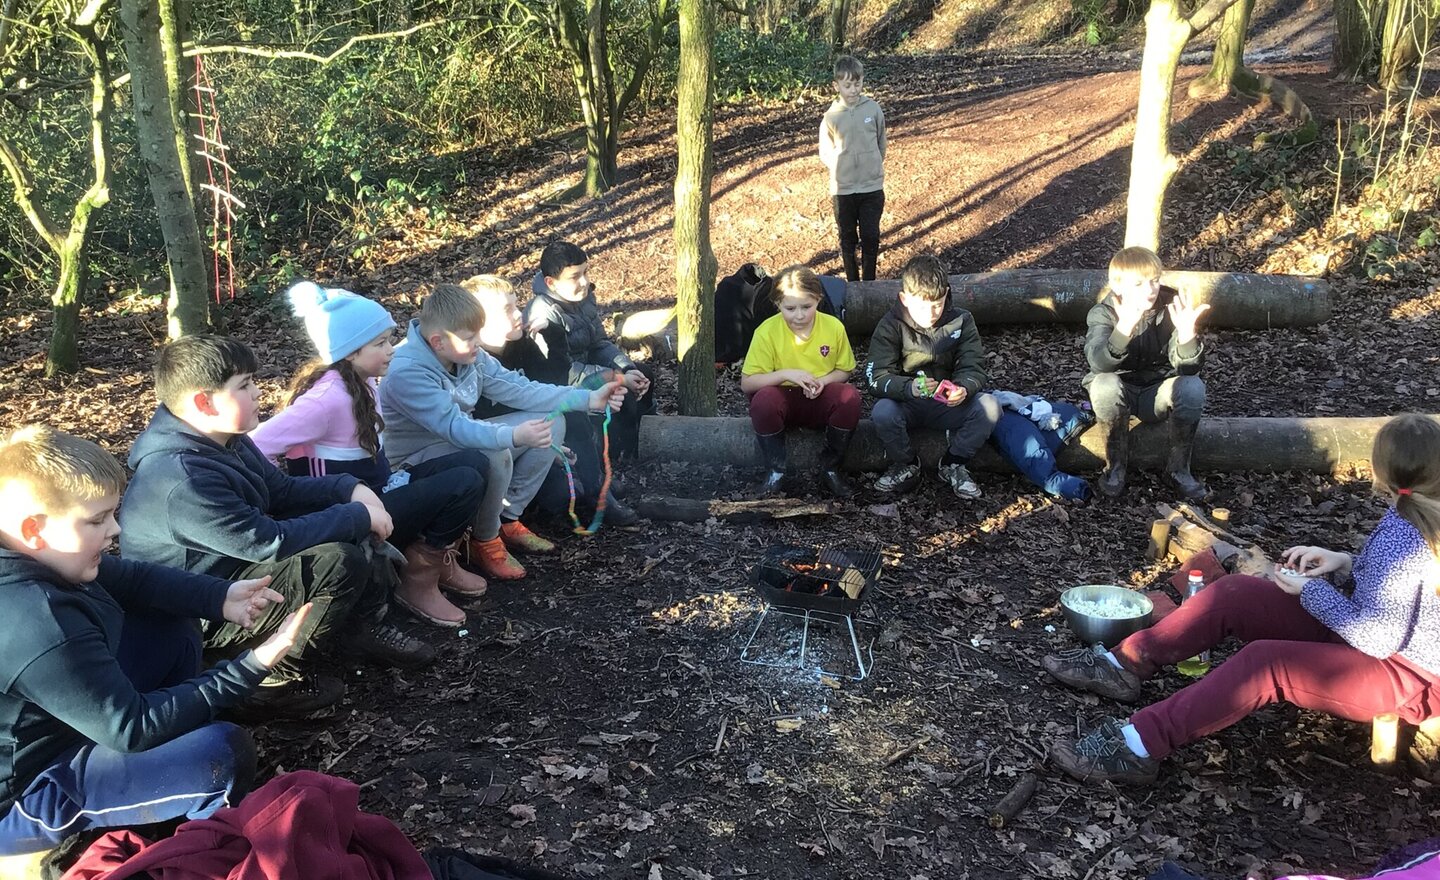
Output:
(1043, 413), (1440, 785)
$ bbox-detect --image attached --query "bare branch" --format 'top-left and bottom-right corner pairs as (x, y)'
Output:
(715, 0), (751, 15)
(182, 19), (444, 62)
(1187, 0), (1244, 35)
(0, 130), (66, 252)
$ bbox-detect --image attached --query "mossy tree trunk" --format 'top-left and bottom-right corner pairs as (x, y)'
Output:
(546, 0), (676, 197)
(1335, 0), (1383, 79)
(1379, 0), (1436, 90)
(121, 0), (212, 338)
(674, 0), (717, 415)
(1124, 0), (1198, 250)
(1189, 0), (1254, 98)
(0, 11), (114, 377)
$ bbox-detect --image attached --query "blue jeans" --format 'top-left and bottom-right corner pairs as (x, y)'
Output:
(989, 403), (1092, 500)
(0, 616), (257, 854)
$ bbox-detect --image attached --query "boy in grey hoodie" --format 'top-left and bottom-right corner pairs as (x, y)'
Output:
(378, 284), (625, 582)
(819, 54), (887, 281)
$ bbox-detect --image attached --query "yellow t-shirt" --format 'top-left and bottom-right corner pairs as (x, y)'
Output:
(742, 312), (855, 380)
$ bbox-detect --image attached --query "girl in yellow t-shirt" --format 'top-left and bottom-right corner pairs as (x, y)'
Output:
(740, 265), (861, 497)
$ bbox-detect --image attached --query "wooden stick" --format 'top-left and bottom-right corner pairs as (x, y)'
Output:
(636, 496), (837, 523)
(1146, 518), (1172, 561)
(988, 770), (1041, 828)
(883, 735), (931, 767)
(1176, 501), (1245, 544)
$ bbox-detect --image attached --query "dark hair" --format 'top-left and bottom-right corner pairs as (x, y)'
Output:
(540, 241), (588, 280)
(154, 334), (259, 412)
(900, 254), (949, 302)
(1372, 413), (1440, 556)
(283, 360), (383, 457)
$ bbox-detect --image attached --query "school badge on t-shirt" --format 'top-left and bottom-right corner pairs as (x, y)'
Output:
(820, 345), (831, 357)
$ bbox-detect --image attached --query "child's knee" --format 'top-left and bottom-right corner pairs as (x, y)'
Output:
(1088, 373), (1125, 414)
(195, 722), (258, 797)
(1169, 375), (1206, 420)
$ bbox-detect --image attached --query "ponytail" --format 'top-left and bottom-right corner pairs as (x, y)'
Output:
(1372, 414), (1440, 556)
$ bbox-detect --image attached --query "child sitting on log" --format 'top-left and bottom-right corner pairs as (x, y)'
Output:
(378, 285), (626, 581)
(1084, 246), (1209, 501)
(988, 391), (1095, 502)
(741, 265), (861, 497)
(526, 241), (656, 464)
(462, 274), (639, 528)
(250, 283), (489, 629)
(862, 254), (1000, 499)
(0, 425), (305, 854)
(1043, 413), (1440, 785)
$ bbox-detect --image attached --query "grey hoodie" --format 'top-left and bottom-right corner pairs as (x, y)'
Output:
(378, 319), (591, 466)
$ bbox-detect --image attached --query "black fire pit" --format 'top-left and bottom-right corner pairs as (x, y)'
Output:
(740, 542), (883, 680)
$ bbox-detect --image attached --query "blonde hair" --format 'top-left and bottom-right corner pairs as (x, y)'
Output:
(458, 274), (514, 302)
(0, 425), (126, 510)
(418, 283), (485, 337)
(1108, 246), (1164, 287)
(833, 55), (864, 82)
(1373, 414), (1440, 556)
(770, 265), (827, 306)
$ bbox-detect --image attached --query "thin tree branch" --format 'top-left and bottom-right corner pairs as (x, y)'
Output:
(1187, 0), (1245, 35)
(182, 19), (443, 61)
(0, 130), (65, 251)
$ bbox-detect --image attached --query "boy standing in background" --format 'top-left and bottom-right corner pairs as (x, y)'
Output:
(819, 54), (887, 282)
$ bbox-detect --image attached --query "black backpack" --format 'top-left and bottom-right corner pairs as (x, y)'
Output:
(714, 264), (840, 365)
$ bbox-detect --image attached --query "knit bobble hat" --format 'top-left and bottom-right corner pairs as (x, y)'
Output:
(286, 281), (396, 365)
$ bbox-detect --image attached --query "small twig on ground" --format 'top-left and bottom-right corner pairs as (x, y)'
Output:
(713, 716), (729, 756)
(988, 769), (1042, 828)
(883, 735), (932, 767)
(1080, 842), (1123, 880)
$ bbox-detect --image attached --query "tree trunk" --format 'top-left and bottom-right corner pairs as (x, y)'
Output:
(158, 0), (194, 200)
(613, 270), (1331, 346)
(121, 0), (211, 338)
(640, 414), (1409, 476)
(829, 0), (850, 51)
(1124, 0), (1194, 250)
(1379, 0), (1434, 90)
(1189, 0), (1254, 99)
(1335, 0), (1383, 79)
(48, 244), (85, 377)
(674, 0), (718, 416)
(0, 16), (113, 377)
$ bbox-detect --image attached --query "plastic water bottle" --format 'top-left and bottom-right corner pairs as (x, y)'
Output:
(1176, 570), (1211, 677)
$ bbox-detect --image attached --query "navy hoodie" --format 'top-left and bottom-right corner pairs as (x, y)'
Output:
(0, 551), (266, 812)
(120, 405), (371, 579)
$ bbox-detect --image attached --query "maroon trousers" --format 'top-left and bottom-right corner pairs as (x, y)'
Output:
(748, 383), (861, 435)
(1114, 575), (1440, 760)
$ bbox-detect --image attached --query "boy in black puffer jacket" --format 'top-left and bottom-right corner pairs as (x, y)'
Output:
(863, 254), (1000, 499)
(526, 241), (656, 463)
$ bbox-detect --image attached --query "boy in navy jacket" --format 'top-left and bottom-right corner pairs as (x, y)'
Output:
(0, 425), (305, 855)
(120, 335), (432, 720)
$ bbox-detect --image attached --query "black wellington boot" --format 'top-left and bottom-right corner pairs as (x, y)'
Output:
(756, 431), (788, 497)
(817, 426), (855, 498)
(1166, 415), (1210, 501)
(1096, 410), (1130, 500)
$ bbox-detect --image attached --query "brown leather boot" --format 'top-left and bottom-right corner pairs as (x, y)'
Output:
(439, 541), (488, 597)
(396, 542), (466, 628)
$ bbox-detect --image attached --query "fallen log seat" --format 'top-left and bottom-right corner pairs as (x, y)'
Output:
(614, 270), (1330, 345)
(639, 414), (1409, 476)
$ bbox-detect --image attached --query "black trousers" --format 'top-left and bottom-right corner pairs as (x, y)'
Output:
(382, 450), (487, 549)
(206, 542), (381, 682)
(598, 361), (656, 462)
(833, 189), (885, 281)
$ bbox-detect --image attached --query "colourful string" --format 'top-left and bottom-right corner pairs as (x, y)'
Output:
(549, 405), (613, 536)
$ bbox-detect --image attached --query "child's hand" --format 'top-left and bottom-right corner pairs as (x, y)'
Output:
(623, 369), (650, 395)
(253, 603), (311, 670)
(1167, 288), (1210, 343)
(366, 504), (394, 542)
(589, 380), (628, 413)
(1280, 545), (1348, 577)
(223, 576), (284, 629)
(514, 418), (555, 449)
(942, 385), (968, 406)
(1271, 566), (1307, 596)
(910, 375), (934, 398)
(527, 314), (550, 335)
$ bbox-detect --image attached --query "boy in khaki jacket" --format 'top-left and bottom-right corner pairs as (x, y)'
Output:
(819, 54), (887, 281)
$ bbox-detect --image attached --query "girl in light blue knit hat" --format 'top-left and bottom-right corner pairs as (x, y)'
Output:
(250, 282), (491, 628)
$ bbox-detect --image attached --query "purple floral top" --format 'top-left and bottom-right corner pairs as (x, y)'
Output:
(1301, 508), (1440, 674)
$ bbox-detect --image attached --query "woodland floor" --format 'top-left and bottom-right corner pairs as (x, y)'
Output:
(4, 39), (1440, 880)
